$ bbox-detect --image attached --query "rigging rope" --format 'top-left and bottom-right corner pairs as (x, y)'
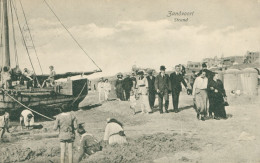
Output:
(0, 0), (4, 67)
(11, 0), (42, 86)
(9, 0), (19, 66)
(11, 0), (37, 74)
(19, 0), (43, 75)
(2, 89), (55, 121)
(43, 0), (102, 72)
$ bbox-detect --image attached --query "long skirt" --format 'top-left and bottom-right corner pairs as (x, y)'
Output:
(116, 89), (125, 101)
(99, 90), (105, 102)
(140, 94), (152, 113)
(213, 96), (227, 118)
(194, 89), (208, 116)
(104, 90), (110, 100)
(109, 135), (127, 144)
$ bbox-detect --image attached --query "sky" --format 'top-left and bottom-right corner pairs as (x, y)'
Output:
(1, 0), (260, 78)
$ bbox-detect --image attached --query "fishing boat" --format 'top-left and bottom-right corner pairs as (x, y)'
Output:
(0, 0), (101, 118)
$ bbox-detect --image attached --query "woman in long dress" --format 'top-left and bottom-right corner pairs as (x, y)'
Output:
(103, 79), (111, 101)
(192, 70), (209, 121)
(208, 73), (227, 119)
(115, 73), (125, 101)
(137, 71), (152, 114)
(103, 118), (127, 145)
(97, 78), (105, 102)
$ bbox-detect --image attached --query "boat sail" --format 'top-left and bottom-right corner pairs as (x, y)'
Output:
(0, 0), (101, 118)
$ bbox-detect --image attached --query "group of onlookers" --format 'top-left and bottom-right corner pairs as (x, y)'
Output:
(111, 63), (228, 121)
(111, 64), (190, 115)
(96, 62), (228, 120)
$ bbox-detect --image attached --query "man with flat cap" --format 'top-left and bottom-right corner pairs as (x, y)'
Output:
(170, 65), (188, 113)
(155, 66), (171, 114)
(146, 69), (156, 110)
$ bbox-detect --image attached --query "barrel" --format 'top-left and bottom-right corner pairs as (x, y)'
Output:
(240, 68), (258, 95)
(223, 69), (241, 94)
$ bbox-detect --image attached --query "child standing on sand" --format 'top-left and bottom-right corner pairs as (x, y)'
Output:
(54, 104), (77, 163)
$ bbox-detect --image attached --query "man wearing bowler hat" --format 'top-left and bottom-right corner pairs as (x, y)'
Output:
(155, 66), (171, 114)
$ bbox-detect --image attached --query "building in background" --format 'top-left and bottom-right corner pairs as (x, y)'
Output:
(186, 61), (201, 70)
(244, 51), (260, 64)
(202, 56), (222, 68)
(222, 56), (245, 66)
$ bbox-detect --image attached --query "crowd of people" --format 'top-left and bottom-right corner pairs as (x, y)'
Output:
(103, 63), (228, 121)
(0, 62), (229, 162)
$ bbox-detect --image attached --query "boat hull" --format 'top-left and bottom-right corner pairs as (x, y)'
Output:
(0, 78), (89, 119)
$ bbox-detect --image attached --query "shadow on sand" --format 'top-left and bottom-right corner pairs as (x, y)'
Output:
(169, 105), (194, 112)
(80, 103), (102, 110)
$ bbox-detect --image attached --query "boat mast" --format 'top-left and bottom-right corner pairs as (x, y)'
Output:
(3, 0), (10, 68)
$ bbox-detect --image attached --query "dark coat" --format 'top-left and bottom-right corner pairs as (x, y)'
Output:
(154, 73), (171, 93)
(169, 72), (187, 93)
(123, 77), (133, 91)
(130, 76), (137, 88)
(115, 79), (124, 91)
(207, 79), (227, 100)
(146, 75), (156, 93)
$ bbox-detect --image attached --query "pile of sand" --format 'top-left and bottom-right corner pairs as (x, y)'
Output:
(0, 133), (199, 163)
(0, 145), (59, 163)
(86, 133), (200, 163)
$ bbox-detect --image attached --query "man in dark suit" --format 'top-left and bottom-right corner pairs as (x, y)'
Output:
(123, 75), (133, 101)
(170, 65), (188, 113)
(155, 66), (171, 114)
(130, 72), (137, 90)
(146, 70), (156, 109)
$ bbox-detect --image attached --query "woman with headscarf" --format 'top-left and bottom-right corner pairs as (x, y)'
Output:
(208, 73), (227, 119)
(103, 118), (127, 145)
(115, 73), (125, 101)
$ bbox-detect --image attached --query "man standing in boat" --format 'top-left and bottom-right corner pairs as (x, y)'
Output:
(42, 65), (56, 87)
(1, 66), (11, 89)
(21, 68), (36, 89)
